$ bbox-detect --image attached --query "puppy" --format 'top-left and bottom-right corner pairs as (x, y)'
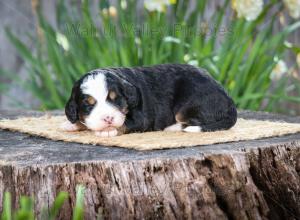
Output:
(62, 64), (237, 137)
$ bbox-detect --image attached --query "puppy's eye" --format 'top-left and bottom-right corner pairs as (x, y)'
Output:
(85, 96), (96, 105)
(108, 91), (117, 100)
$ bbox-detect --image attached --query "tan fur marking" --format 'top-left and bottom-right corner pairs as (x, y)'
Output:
(109, 91), (117, 100)
(87, 96), (96, 105)
(175, 112), (185, 123)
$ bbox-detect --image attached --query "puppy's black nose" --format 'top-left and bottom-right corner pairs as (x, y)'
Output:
(103, 116), (114, 125)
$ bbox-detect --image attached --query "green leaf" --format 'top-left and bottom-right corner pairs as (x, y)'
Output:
(72, 185), (85, 220)
(1, 192), (12, 220)
(48, 192), (68, 220)
(14, 196), (34, 220)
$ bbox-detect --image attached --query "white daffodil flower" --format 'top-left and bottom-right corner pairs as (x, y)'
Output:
(232, 0), (263, 21)
(270, 60), (288, 81)
(144, 0), (176, 12)
(283, 0), (300, 19)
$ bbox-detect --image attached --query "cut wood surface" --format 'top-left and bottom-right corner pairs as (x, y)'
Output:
(0, 110), (299, 220)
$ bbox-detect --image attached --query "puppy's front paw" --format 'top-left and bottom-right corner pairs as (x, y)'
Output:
(95, 129), (118, 137)
(60, 121), (86, 132)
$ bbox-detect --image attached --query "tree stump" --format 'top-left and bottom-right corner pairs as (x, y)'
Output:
(0, 110), (299, 220)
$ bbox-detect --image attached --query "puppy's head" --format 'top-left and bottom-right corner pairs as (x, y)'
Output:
(65, 71), (139, 131)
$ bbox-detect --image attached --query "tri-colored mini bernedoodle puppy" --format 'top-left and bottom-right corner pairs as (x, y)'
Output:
(62, 64), (237, 137)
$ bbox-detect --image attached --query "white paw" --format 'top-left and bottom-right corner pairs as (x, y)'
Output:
(60, 121), (82, 132)
(95, 129), (118, 137)
(164, 123), (182, 132)
(183, 126), (202, 133)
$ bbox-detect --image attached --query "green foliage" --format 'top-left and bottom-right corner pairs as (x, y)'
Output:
(0, 186), (85, 220)
(3, 0), (300, 112)
(14, 196), (34, 220)
(47, 192), (68, 220)
(1, 192), (12, 220)
(72, 185), (85, 220)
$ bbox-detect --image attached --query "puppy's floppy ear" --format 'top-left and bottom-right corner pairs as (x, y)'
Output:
(65, 82), (80, 123)
(122, 82), (139, 108)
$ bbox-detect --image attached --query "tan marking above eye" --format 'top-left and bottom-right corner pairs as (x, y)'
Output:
(87, 96), (96, 105)
(109, 91), (117, 100)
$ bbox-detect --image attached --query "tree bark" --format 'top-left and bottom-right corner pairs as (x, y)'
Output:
(0, 110), (299, 220)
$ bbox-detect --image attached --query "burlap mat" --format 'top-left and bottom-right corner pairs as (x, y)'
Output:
(0, 115), (300, 150)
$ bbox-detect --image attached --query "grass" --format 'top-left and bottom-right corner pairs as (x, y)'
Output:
(1, 186), (86, 220)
